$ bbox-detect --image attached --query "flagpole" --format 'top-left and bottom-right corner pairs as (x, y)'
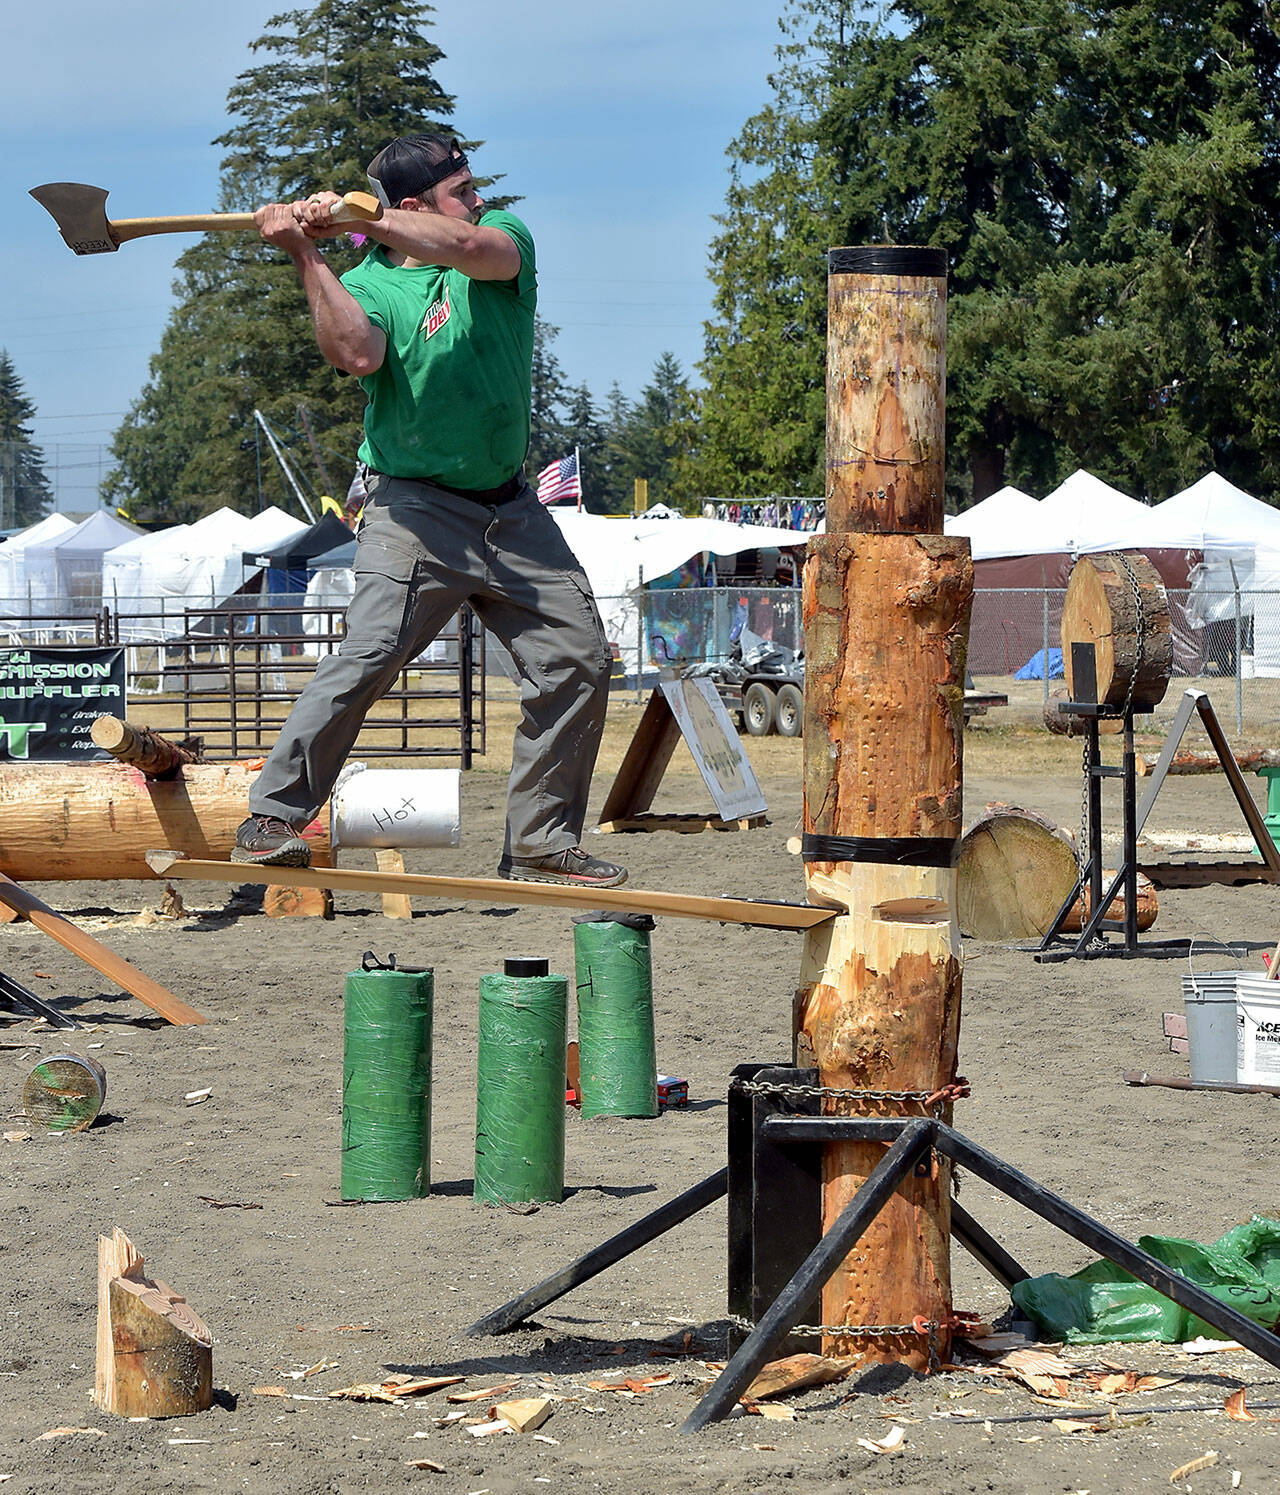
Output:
(575, 446), (582, 512)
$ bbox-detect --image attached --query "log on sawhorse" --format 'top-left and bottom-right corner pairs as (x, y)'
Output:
(145, 854), (837, 932)
(0, 873), (207, 1027)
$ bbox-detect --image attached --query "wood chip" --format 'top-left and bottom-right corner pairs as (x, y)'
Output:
(1170, 1451), (1219, 1483)
(494, 1397), (551, 1434)
(855, 1424), (905, 1455)
(744, 1354), (856, 1401)
(446, 1382), (518, 1403)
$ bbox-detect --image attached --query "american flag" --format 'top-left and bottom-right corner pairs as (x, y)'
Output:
(536, 450), (581, 506)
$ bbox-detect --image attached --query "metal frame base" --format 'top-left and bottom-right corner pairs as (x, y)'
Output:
(465, 1098), (1280, 1434)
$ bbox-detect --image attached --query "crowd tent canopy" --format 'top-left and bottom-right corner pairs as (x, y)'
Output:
(19, 510), (140, 616)
(0, 513), (76, 613)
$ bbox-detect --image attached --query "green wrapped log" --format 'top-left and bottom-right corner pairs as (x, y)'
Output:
(475, 959), (566, 1205)
(574, 913), (659, 1119)
(341, 957), (434, 1202)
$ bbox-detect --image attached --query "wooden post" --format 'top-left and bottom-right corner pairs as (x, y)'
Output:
(795, 245), (972, 1370)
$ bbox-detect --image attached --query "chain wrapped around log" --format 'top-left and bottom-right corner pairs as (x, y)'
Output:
(90, 716), (202, 778)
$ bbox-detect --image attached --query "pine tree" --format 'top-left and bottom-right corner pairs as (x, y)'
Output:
(105, 0), (459, 521)
(0, 351), (53, 528)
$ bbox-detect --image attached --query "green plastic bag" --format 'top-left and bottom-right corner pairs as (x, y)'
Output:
(1011, 1216), (1280, 1344)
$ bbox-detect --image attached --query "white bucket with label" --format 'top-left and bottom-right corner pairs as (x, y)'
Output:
(1183, 970), (1280, 1084)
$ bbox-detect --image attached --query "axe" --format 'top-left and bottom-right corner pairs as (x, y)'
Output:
(29, 182), (382, 256)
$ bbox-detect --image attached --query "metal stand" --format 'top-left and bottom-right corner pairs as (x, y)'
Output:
(465, 1064), (1280, 1433)
(0, 967), (79, 1028)
(1036, 687), (1280, 962)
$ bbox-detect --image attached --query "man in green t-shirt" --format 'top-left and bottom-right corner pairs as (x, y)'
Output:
(234, 134), (625, 889)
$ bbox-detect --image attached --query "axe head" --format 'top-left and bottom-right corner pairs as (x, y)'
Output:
(29, 183), (118, 255)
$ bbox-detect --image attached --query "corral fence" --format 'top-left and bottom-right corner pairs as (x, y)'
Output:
(637, 584), (1280, 737)
(0, 598), (485, 764)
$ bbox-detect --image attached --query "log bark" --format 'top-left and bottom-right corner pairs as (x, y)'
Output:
(802, 244), (971, 1370)
(89, 716), (200, 778)
(825, 248), (947, 533)
(0, 761), (330, 881)
(1062, 552), (1172, 710)
(95, 1228), (213, 1419)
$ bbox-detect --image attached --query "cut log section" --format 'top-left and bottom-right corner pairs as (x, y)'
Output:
(90, 716), (200, 778)
(956, 808), (1157, 939)
(957, 809), (1079, 940)
(94, 1228), (213, 1419)
(21, 1053), (107, 1131)
(1061, 552), (1172, 710)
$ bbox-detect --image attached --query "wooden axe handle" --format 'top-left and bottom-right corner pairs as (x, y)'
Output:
(110, 190), (382, 245)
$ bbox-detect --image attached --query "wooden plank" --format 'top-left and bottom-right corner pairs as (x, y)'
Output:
(146, 854), (835, 932)
(0, 872), (208, 1026)
(597, 690), (684, 824)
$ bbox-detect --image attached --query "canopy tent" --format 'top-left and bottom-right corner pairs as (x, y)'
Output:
(21, 510), (140, 615)
(0, 513), (76, 614)
(943, 486), (1067, 561)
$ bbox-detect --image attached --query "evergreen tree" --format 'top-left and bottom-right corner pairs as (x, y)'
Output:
(0, 351), (53, 527)
(105, 0), (459, 521)
(694, 0), (1280, 505)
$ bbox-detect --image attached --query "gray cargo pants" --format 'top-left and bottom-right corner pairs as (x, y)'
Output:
(249, 474), (612, 860)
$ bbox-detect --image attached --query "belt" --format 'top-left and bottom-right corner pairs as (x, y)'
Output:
(425, 472), (526, 505)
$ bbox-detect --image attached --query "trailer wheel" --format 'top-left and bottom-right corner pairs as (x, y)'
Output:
(743, 683), (776, 736)
(775, 683), (803, 738)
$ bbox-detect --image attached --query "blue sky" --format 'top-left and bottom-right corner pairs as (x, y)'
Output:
(3, 2), (784, 509)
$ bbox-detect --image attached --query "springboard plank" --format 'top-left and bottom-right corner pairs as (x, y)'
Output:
(0, 872), (208, 1026)
(146, 854), (834, 932)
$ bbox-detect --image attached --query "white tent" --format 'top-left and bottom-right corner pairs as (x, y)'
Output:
(22, 510), (140, 616)
(1039, 469), (1158, 553)
(1151, 472), (1280, 550)
(0, 513), (76, 614)
(943, 486), (1071, 560)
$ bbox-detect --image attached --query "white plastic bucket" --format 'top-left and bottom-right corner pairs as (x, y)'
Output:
(1183, 971), (1280, 1084)
(331, 768), (461, 849)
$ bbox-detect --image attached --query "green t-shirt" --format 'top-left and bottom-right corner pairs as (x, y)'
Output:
(340, 210), (536, 490)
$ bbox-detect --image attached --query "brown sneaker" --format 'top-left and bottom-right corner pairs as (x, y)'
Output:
(499, 846), (628, 889)
(231, 815), (312, 868)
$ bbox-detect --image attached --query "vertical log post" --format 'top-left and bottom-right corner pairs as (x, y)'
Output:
(795, 246), (972, 1370)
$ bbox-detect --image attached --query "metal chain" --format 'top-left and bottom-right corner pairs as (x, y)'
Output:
(731, 1076), (968, 1114)
(728, 1314), (942, 1373)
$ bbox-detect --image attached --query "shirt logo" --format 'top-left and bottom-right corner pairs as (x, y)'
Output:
(419, 289), (451, 340)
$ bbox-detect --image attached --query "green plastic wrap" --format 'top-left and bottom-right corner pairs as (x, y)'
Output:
(341, 964), (434, 1202)
(475, 971), (567, 1204)
(574, 917), (658, 1119)
(1012, 1215), (1280, 1343)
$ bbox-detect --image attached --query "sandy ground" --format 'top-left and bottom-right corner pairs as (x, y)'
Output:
(4, 701), (1280, 1494)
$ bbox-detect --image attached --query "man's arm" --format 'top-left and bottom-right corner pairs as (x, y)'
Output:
(297, 195), (520, 282)
(255, 203), (386, 376)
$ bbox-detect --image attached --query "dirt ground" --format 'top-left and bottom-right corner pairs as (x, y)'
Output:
(4, 695), (1280, 1494)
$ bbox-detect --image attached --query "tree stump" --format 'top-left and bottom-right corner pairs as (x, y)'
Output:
(1062, 552), (1172, 710)
(94, 1228), (212, 1418)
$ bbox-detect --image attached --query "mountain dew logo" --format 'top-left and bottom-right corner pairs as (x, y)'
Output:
(0, 717), (47, 759)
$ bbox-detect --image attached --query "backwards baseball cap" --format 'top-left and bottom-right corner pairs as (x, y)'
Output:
(366, 135), (470, 207)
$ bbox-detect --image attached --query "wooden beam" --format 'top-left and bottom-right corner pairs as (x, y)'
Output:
(0, 872), (208, 1026)
(146, 853), (835, 932)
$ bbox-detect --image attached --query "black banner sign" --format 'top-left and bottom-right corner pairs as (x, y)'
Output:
(0, 648), (127, 761)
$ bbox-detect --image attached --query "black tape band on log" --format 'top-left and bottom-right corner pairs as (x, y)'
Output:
(827, 246), (947, 279)
(802, 833), (956, 867)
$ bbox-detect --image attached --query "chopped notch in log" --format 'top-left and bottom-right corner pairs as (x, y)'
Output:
(90, 716), (202, 779)
(95, 1228), (213, 1419)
